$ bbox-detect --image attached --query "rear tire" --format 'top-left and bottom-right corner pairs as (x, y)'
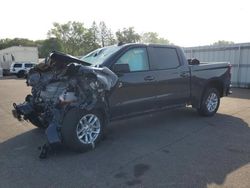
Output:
(197, 88), (220, 116)
(61, 108), (105, 152)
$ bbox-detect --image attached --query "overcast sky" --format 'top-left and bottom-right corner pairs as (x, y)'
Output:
(0, 0), (249, 47)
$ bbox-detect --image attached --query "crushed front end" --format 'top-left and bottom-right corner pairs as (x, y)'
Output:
(12, 51), (118, 158)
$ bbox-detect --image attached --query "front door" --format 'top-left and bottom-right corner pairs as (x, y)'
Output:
(109, 47), (157, 118)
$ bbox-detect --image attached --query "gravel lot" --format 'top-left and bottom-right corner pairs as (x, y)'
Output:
(0, 77), (250, 188)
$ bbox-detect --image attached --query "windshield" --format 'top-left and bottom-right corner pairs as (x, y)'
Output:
(81, 45), (122, 66)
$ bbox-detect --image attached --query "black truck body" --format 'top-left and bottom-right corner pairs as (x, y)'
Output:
(98, 44), (231, 119)
(12, 43), (231, 156)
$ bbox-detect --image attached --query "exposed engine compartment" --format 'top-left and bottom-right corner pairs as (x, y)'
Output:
(40, 82), (67, 103)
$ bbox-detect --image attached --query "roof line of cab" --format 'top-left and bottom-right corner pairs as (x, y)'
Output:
(118, 42), (180, 49)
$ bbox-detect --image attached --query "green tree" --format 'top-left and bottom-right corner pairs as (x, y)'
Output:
(83, 29), (101, 54)
(157, 37), (170, 44)
(38, 38), (63, 58)
(89, 21), (116, 47)
(212, 40), (234, 46)
(47, 21), (99, 56)
(99, 21), (108, 47)
(0, 38), (37, 50)
(116, 27), (140, 43)
(90, 21), (100, 44)
(106, 29), (116, 45)
(140, 32), (170, 44)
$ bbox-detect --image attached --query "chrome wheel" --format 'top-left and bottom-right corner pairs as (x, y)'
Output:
(206, 92), (218, 112)
(76, 114), (101, 144)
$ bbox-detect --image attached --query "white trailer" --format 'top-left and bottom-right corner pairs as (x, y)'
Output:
(0, 46), (38, 75)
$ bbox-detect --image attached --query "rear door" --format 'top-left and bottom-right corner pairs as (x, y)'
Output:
(24, 63), (34, 71)
(147, 46), (190, 107)
(109, 47), (158, 118)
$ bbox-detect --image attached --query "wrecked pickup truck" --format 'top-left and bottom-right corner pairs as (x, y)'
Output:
(12, 43), (231, 156)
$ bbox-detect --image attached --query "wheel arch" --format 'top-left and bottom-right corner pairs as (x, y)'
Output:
(93, 105), (110, 126)
(203, 79), (224, 98)
(193, 79), (224, 109)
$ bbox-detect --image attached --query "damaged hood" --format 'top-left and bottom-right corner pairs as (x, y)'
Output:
(48, 51), (91, 66)
(29, 51), (118, 91)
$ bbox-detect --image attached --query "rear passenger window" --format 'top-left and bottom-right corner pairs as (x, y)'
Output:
(149, 47), (180, 70)
(116, 48), (149, 72)
(14, 64), (22, 68)
(25, 63), (33, 68)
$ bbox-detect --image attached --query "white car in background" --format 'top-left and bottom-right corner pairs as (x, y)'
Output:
(10, 62), (36, 78)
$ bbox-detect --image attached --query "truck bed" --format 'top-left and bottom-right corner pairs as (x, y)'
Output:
(190, 62), (230, 71)
(189, 61), (231, 107)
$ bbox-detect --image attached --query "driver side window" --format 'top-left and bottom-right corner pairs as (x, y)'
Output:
(116, 48), (149, 72)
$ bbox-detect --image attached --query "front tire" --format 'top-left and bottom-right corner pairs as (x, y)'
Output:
(61, 108), (105, 152)
(197, 88), (220, 116)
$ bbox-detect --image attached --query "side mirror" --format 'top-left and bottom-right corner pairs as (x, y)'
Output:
(113, 64), (130, 73)
(188, 58), (200, 65)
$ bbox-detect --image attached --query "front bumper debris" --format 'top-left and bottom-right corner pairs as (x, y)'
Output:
(12, 102), (33, 121)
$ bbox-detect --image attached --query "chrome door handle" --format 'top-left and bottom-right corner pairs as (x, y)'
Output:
(144, 75), (155, 81)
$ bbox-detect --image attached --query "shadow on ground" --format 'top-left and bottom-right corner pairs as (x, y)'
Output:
(0, 108), (250, 187)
